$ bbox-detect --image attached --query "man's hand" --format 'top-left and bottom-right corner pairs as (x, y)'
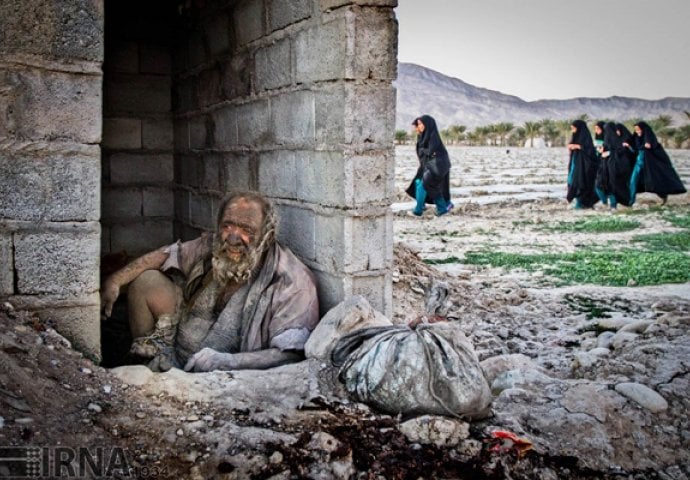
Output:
(184, 348), (236, 372)
(101, 278), (120, 318)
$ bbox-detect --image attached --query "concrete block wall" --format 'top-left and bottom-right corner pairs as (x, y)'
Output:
(173, 0), (398, 316)
(0, 0), (104, 359)
(101, 2), (176, 257)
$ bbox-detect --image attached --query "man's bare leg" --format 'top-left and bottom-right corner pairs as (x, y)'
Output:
(127, 270), (179, 339)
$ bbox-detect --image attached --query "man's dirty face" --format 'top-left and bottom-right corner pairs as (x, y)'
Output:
(219, 198), (264, 262)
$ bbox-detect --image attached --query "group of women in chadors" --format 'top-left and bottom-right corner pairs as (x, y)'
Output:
(567, 120), (686, 210)
(406, 115), (454, 217)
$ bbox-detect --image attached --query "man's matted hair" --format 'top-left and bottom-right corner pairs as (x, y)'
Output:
(215, 191), (278, 244)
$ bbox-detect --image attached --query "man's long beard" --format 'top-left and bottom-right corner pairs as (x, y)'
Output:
(211, 232), (273, 285)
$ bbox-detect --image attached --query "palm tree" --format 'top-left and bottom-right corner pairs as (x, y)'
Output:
(678, 124), (690, 148)
(494, 122), (514, 146)
(523, 121), (541, 147)
(555, 120), (572, 147)
(509, 127), (526, 147)
(449, 124), (467, 144)
(395, 129), (409, 145)
(649, 115), (673, 132)
(657, 127), (675, 148)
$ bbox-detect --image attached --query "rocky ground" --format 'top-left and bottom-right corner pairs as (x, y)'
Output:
(1, 146), (689, 479)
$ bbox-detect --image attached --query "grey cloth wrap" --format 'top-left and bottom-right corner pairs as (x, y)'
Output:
(173, 244), (280, 367)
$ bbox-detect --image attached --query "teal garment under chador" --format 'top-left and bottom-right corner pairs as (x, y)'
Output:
(413, 179), (427, 216)
(629, 150), (645, 205)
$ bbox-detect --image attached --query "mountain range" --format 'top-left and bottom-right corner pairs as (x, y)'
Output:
(395, 63), (690, 130)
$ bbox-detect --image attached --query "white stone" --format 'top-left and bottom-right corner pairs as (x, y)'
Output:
(399, 415), (470, 447)
(615, 383), (668, 413)
(110, 365), (154, 386)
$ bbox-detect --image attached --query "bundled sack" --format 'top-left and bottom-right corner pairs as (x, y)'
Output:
(332, 322), (492, 418)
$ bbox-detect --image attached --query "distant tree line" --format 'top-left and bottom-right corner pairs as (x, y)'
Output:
(395, 113), (690, 148)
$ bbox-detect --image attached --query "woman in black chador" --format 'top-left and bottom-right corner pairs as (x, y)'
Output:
(626, 121), (686, 205)
(405, 115), (453, 216)
(566, 119), (599, 209)
(595, 122), (635, 209)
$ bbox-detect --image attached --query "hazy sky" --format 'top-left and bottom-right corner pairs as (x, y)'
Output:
(396, 0), (690, 101)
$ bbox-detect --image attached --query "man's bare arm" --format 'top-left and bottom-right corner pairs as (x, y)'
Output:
(101, 247), (169, 317)
(183, 347), (303, 372)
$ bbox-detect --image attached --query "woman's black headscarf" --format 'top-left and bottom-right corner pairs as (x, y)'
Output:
(633, 121), (660, 148)
(570, 119), (595, 153)
(413, 115), (448, 159)
(602, 122), (620, 150)
(615, 123), (634, 144)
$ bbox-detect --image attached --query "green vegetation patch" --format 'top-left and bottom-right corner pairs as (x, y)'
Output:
(538, 217), (641, 233)
(425, 256), (462, 265)
(463, 249), (690, 286)
(664, 212), (690, 229)
(632, 231), (690, 252)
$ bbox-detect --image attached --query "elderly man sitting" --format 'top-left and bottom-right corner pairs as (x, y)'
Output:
(101, 191), (320, 372)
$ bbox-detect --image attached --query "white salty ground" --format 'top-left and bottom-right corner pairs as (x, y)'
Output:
(392, 145), (690, 293)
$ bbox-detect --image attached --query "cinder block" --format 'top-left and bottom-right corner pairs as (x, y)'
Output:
(175, 222), (205, 243)
(143, 188), (174, 217)
(212, 105), (239, 149)
(348, 272), (392, 318)
(237, 100), (269, 146)
(189, 116), (208, 149)
(206, 13), (231, 56)
(345, 84), (395, 145)
(173, 77), (198, 114)
(101, 225), (111, 255)
(102, 117), (142, 149)
(110, 220), (174, 257)
(139, 43), (172, 75)
(310, 269), (345, 317)
(270, 91), (315, 146)
(198, 67), (222, 108)
(0, 233), (13, 295)
(0, 0), (103, 61)
(174, 190), (191, 224)
(270, 0), (312, 31)
(255, 38), (292, 91)
(276, 204), (316, 261)
(14, 231), (100, 295)
(321, 0), (397, 10)
(296, 151), (346, 205)
(350, 8), (397, 80)
(315, 212), (390, 274)
(177, 154), (201, 189)
(348, 214), (390, 271)
(0, 150), (100, 222)
(36, 305), (102, 362)
(102, 188), (143, 220)
(110, 153), (174, 185)
(190, 193), (215, 230)
(220, 53), (251, 100)
(201, 154), (224, 192)
(314, 213), (346, 273)
(315, 84), (345, 146)
(258, 150), (297, 198)
(0, 68), (102, 143)
(223, 153), (253, 192)
(105, 41), (139, 74)
(174, 119), (190, 152)
(345, 152), (395, 206)
(142, 118), (173, 150)
(104, 74), (172, 115)
(294, 19), (347, 83)
(233, 0), (265, 46)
